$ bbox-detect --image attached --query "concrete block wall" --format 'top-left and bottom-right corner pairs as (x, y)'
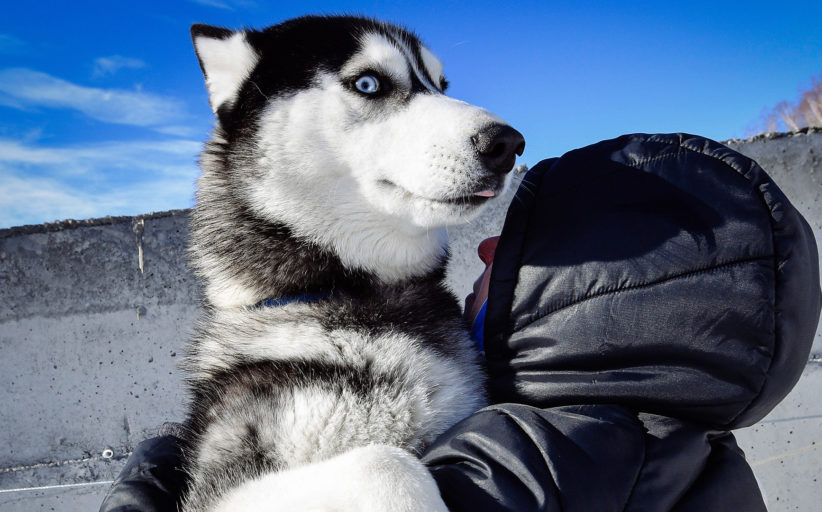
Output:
(0, 213), (198, 510)
(1, 130), (820, 511)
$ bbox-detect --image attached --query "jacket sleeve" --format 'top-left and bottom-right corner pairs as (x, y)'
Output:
(99, 435), (186, 512)
(420, 403), (646, 512)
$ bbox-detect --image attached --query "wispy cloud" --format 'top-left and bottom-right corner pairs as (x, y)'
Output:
(155, 125), (203, 138)
(0, 138), (201, 173)
(0, 34), (25, 54)
(0, 174), (122, 227)
(93, 55), (146, 77)
(0, 138), (202, 228)
(188, 0), (233, 9)
(0, 68), (186, 128)
(187, 0), (254, 10)
(0, 172), (196, 228)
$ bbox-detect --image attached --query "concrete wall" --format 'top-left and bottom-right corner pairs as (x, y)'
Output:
(0, 212), (198, 510)
(1, 130), (820, 511)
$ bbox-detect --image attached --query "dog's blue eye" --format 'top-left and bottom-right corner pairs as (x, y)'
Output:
(355, 75), (380, 94)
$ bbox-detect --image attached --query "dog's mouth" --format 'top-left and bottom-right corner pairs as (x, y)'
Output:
(376, 179), (499, 207)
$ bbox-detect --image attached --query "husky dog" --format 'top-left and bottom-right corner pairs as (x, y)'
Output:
(182, 15), (524, 511)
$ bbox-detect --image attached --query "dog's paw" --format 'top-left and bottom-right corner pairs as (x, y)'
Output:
(213, 444), (448, 512)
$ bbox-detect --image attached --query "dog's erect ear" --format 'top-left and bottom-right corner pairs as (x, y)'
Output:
(191, 24), (259, 114)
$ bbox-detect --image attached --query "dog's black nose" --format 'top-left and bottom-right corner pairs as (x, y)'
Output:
(472, 124), (526, 175)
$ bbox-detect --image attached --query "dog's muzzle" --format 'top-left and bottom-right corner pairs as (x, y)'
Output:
(472, 124), (526, 175)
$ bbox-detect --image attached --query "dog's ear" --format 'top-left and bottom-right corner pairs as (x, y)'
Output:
(191, 24), (259, 114)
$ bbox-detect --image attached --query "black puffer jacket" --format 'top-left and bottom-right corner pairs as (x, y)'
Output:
(421, 133), (821, 511)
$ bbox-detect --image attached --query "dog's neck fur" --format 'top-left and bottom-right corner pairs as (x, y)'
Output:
(189, 135), (449, 309)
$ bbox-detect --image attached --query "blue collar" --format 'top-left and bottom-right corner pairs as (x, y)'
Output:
(255, 291), (332, 308)
(469, 299), (487, 353)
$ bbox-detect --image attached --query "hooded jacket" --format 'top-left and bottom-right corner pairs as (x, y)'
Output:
(421, 133), (821, 511)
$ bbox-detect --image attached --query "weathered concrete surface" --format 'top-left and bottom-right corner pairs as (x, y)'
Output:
(0, 213), (197, 510)
(736, 363), (822, 511)
(1, 130), (820, 511)
(0, 482), (113, 512)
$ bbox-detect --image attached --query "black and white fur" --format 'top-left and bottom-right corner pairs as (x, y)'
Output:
(182, 16), (524, 511)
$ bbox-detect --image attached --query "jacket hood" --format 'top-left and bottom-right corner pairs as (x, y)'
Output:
(485, 133), (820, 429)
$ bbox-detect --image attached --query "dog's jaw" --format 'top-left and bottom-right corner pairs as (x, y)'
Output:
(328, 222), (450, 284)
(246, 165), (452, 285)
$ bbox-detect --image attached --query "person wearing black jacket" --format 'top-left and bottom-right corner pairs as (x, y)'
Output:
(422, 132), (820, 511)
(100, 133), (820, 511)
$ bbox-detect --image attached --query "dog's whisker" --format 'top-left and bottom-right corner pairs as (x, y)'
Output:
(249, 80), (269, 100)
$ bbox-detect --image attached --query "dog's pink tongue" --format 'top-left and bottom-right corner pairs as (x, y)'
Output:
(474, 189), (496, 198)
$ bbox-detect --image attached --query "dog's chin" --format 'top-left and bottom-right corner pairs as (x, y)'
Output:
(375, 180), (495, 227)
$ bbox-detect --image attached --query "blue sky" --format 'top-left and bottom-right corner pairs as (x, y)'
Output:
(1, 0), (820, 228)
